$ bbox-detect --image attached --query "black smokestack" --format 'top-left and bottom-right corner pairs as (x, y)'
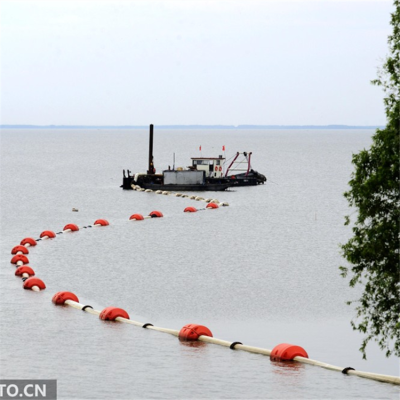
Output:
(147, 124), (155, 174)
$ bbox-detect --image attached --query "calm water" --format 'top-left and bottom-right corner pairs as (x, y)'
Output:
(0, 129), (398, 399)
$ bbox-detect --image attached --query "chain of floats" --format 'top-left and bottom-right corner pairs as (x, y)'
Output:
(9, 198), (399, 386)
(130, 184), (231, 206)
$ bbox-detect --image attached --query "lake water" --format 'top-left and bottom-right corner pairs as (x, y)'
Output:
(0, 128), (398, 399)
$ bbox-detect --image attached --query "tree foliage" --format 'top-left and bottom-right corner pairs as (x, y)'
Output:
(340, 0), (400, 358)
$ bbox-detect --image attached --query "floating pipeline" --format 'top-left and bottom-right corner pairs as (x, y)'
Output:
(130, 185), (230, 207)
(9, 211), (400, 386)
(15, 266), (35, 278)
(11, 214), (170, 290)
(184, 203), (220, 213)
(52, 291), (400, 386)
(11, 219), (110, 291)
(23, 277), (46, 291)
(11, 245), (29, 255)
(20, 237), (37, 247)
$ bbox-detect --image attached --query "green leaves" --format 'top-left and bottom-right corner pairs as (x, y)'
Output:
(341, 0), (400, 359)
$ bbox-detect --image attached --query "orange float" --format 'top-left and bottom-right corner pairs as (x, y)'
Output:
(270, 343), (309, 361)
(94, 219), (109, 226)
(23, 277), (46, 290)
(52, 291), (80, 305)
(129, 214), (144, 221)
(149, 211), (163, 218)
(11, 254), (29, 265)
(206, 203), (219, 209)
(11, 245), (29, 255)
(40, 230), (56, 239)
(179, 324), (213, 341)
(63, 223), (79, 231)
(99, 307), (130, 321)
(184, 207), (197, 213)
(20, 237), (37, 246)
(15, 266), (35, 277)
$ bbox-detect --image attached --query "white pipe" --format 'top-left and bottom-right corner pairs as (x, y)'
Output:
(41, 236), (49, 240)
(31, 286), (40, 292)
(115, 316), (143, 327)
(294, 356), (343, 371)
(198, 336), (231, 347)
(64, 300), (101, 315)
(234, 344), (272, 356)
(16, 261), (23, 266)
(22, 273), (29, 278)
(25, 243), (31, 248)
(146, 326), (179, 337)
(348, 370), (400, 385)
(63, 229), (71, 233)
(134, 173), (147, 182)
(60, 300), (399, 385)
(294, 356), (400, 384)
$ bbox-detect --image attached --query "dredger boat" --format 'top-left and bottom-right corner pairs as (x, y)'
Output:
(121, 125), (266, 191)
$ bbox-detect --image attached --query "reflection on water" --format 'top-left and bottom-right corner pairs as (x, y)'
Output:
(270, 359), (305, 374)
(179, 340), (208, 349)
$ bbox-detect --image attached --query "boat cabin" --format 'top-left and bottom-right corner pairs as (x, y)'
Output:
(191, 155), (225, 178)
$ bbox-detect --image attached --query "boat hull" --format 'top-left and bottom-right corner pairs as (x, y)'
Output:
(121, 176), (229, 191)
(141, 182), (229, 191)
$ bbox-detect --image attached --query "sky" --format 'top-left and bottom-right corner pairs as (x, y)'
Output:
(0, 0), (394, 126)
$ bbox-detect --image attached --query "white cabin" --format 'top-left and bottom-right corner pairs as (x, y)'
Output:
(191, 156), (225, 178)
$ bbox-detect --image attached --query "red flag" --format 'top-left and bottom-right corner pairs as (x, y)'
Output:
(222, 145), (225, 151)
(199, 145), (201, 151)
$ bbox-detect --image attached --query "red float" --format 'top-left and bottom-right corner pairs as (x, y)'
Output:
(52, 291), (79, 305)
(179, 324), (213, 341)
(99, 307), (130, 321)
(149, 211), (163, 218)
(20, 237), (37, 246)
(270, 343), (309, 361)
(23, 277), (46, 290)
(206, 203), (219, 209)
(129, 214), (144, 221)
(11, 245), (29, 255)
(63, 223), (79, 231)
(184, 207), (197, 213)
(40, 230), (56, 239)
(94, 219), (109, 226)
(11, 254), (29, 265)
(15, 266), (35, 277)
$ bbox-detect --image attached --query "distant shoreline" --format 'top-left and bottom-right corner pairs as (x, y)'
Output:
(0, 124), (383, 130)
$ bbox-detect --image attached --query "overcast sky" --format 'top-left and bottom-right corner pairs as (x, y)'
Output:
(0, 0), (393, 125)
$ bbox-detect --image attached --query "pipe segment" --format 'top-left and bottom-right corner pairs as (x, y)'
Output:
(294, 356), (400, 384)
(58, 297), (399, 385)
(64, 300), (101, 315)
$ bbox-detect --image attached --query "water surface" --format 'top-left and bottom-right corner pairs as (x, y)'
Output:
(0, 129), (398, 399)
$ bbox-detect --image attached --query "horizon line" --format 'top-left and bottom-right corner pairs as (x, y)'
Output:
(0, 124), (384, 130)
